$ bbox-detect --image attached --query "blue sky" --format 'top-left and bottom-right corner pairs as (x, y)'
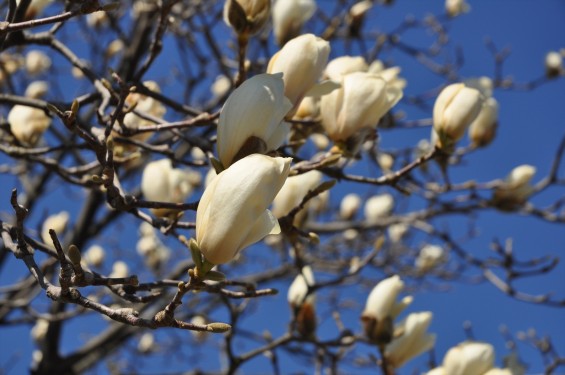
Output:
(1, 1), (564, 374)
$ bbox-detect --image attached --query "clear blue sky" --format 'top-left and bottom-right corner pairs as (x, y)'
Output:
(0, 1), (564, 374)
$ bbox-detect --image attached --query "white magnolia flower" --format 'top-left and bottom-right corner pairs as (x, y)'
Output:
(216, 73), (292, 167)
(31, 319), (49, 342)
(493, 164), (536, 208)
(267, 34), (330, 111)
(443, 341), (495, 375)
(137, 333), (154, 353)
(211, 75), (232, 98)
(122, 81), (166, 141)
(415, 245), (446, 272)
(190, 315), (208, 342)
(368, 60), (407, 91)
(25, 50), (51, 75)
(468, 97), (498, 147)
(445, 0), (470, 17)
(141, 159), (201, 217)
(109, 261), (129, 278)
(41, 211), (70, 245)
(545, 51), (563, 77)
(272, 0), (317, 46)
(8, 105), (51, 146)
(320, 72), (402, 142)
(272, 170), (323, 225)
(386, 311), (436, 368)
(287, 265), (315, 307)
(137, 223), (171, 271)
(361, 275), (412, 343)
(223, 0), (270, 36)
(324, 56), (368, 82)
(196, 154), (291, 264)
(83, 245), (106, 267)
(364, 194), (394, 222)
(433, 83), (482, 148)
(464, 76), (494, 98)
(339, 193), (361, 220)
(25, 81), (49, 99)
(388, 223), (409, 243)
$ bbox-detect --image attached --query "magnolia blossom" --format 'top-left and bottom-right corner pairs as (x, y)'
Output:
(445, 0), (470, 17)
(368, 60), (407, 91)
(137, 333), (154, 353)
(211, 75), (232, 98)
(287, 265), (315, 307)
(110, 261), (129, 278)
(196, 154), (291, 265)
(378, 153), (394, 172)
(385, 312), (436, 368)
(415, 245), (446, 272)
(272, 0), (317, 46)
(25, 50), (51, 75)
(122, 81), (166, 141)
(137, 222), (171, 271)
(464, 76), (493, 98)
(190, 315), (208, 342)
(287, 266), (316, 336)
(493, 164), (536, 208)
(31, 319), (49, 342)
(267, 34), (330, 111)
(361, 275), (412, 343)
(364, 193), (394, 222)
(8, 105), (51, 146)
(443, 341), (495, 375)
(223, 0), (270, 36)
(324, 56), (369, 81)
(41, 211), (70, 245)
(272, 170), (323, 225)
(216, 73), (292, 167)
(388, 223), (409, 243)
(25, 81), (49, 99)
(141, 159), (201, 217)
(320, 72), (402, 142)
(468, 97), (498, 147)
(83, 245), (105, 267)
(433, 83), (482, 148)
(545, 51), (563, 78)
(16, 0), (53, 18)
(339, 193), (361, 220)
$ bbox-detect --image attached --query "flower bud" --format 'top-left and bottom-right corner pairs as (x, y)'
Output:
(545, 51), (563, 78)
(324, 56), (368, 81)
(110, 261), (129, 278)
(347, 1), (373, 36)
(433, 83), (482, 149)
(25, 50), (51, 75)
(267, 34), (330, 112)
(339, 193), (361, 220)
(445, 0), (470, 17)
(41, 211), (70, 245)
(196, 154), (291, 265)
(223, 0), (270, 36)
(17, 0), (53, 19)
(8, 105), (51, 146)
(83, 245), (105, 267)
(216, 73), (292, 167)
(468, 97), (498, 147)
(493, 164), (536, 209)
(211, 75), (232, 98)
(272, 170), (323, 226)
(321, 72), (402, 143)
(443, 341), (495, 375)
(415, 245), (446, 272)
(31, 319), (49, 342)
(272, 0), (316, 46)
(141, 159), (201, 217)
(364, 194), (394, 222)
(122, 81), (166, 142)
(385, 312), (436, 368)
(287, 266), (316, 337)
(190, 315), (208, 342)
(361, 275), (409, 344)
(388, 223), (409, 243)
(137, 333), (154, 353)
(25, 81), (49, 99)
(464, 76), (493, 98)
